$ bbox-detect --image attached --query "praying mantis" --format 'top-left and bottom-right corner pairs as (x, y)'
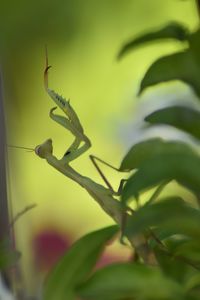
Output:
(12, 51), (155, 264)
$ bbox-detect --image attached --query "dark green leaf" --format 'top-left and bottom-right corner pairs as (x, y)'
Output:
(145, 105), (200, 140)
(185, 273), (200, 299)
(138, 51), (200, 97)
(77, 263), (183, 300)
(43, 225), (119, 300)
(118, 22), (189, 59)
(121, 142), (200, 203)
(120, 138), (164, 171)
(174, 239), (200, 263)
(125, 197), (200, 239)
(120, 138), (194, 172)
(0, 238), (20, 270)
(137, 28), (200, 97)
(154, 246), (192, 283)
(189, 29), (200, 66)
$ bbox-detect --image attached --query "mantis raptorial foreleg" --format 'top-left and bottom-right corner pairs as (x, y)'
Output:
(45, 58), (91, 164)
(63, 138), (81, 156)
(49, 107), (90, 145)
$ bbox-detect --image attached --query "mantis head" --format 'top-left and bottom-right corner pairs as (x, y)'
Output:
(8, 139), (53, 159)
(35, 139), (53, 159)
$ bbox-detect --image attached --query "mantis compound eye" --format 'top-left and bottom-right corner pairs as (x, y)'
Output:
(35, 139), (53, 159)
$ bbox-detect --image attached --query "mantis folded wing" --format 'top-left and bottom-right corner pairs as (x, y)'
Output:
(34, 52), (156, 264)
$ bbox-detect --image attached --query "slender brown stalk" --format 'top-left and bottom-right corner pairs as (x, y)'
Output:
(0, 74), (10, 236)
(0, 70), (13, 286)
(9, 204), (37, 229)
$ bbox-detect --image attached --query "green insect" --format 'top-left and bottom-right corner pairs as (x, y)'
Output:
(10, 50), (155, 264)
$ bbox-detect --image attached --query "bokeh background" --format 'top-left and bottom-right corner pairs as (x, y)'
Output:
(1, 0), (198, 296)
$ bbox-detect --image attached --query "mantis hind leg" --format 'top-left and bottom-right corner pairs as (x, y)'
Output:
(89, 155), (127, 195)
(114, 179), (128, 196)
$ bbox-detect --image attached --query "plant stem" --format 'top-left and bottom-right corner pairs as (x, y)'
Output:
(0, 70), (13, 287)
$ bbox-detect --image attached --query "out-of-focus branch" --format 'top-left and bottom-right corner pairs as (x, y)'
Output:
(0, 71), (10, 238)
(0, 70), (12, 286)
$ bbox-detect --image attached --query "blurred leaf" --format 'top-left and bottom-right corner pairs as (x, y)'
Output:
(121, 142), (200, 203)
(139, 51), (200, 96)
(124, 197), (200, 239)
(0, 238), (20, 270)
(189, 29), (200, 66)
(154, 246), (192, 283)
(118, 22), (189, 59)
(120, 138), (195, 172)
(137, 28), (200, 96)
(77, 263), (183, 300)
(175, 239), (200, 263)
(120, 138), (164, 171)
(185, 273), (200, 298)
(43, 225), (118, 300)
(149, 228), (183, 249)
(145, 105), (200, 140)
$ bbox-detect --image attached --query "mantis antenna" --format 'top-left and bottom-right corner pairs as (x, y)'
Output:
(7, 145), (35, 152)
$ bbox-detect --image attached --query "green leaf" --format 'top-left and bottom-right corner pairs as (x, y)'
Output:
(138, 50), (200, 96)
(185, 273), (200, 297)
(120, 138), (164, 171)
(137, 28), (200, 97)
(43, 225), (119, 300)
(145, 105), (200, 140)
(77, 263), (183, 300)
(124, 197), (200, 239)
(118, 22), (189, 59)
(119, 138), (194, 172)
(121, 141), (200, 203)
(0, 238), (20, 270)
(174, 239), (200, 263)
(189, 29), (200, 66)
(154, 246), (192, 283)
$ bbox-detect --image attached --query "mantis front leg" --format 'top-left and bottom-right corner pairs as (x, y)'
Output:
(44, 53), (91, 163)
(49, 107), (91, 163)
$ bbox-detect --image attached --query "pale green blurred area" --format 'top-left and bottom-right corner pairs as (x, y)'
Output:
(1, 0), (198, 292)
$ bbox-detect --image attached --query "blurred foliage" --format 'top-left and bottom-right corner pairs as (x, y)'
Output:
(0, 238), (20, 270)
(145, 105), (200, 139)
(44, 226), (118, 300)
(77, 262), (184, 300)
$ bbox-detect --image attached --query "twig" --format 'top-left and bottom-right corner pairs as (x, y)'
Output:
(9, 204), (37, 229)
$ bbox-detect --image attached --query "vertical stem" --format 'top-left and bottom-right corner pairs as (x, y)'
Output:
(0, 71), (10, 236)
(0, 70), (12, 283)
